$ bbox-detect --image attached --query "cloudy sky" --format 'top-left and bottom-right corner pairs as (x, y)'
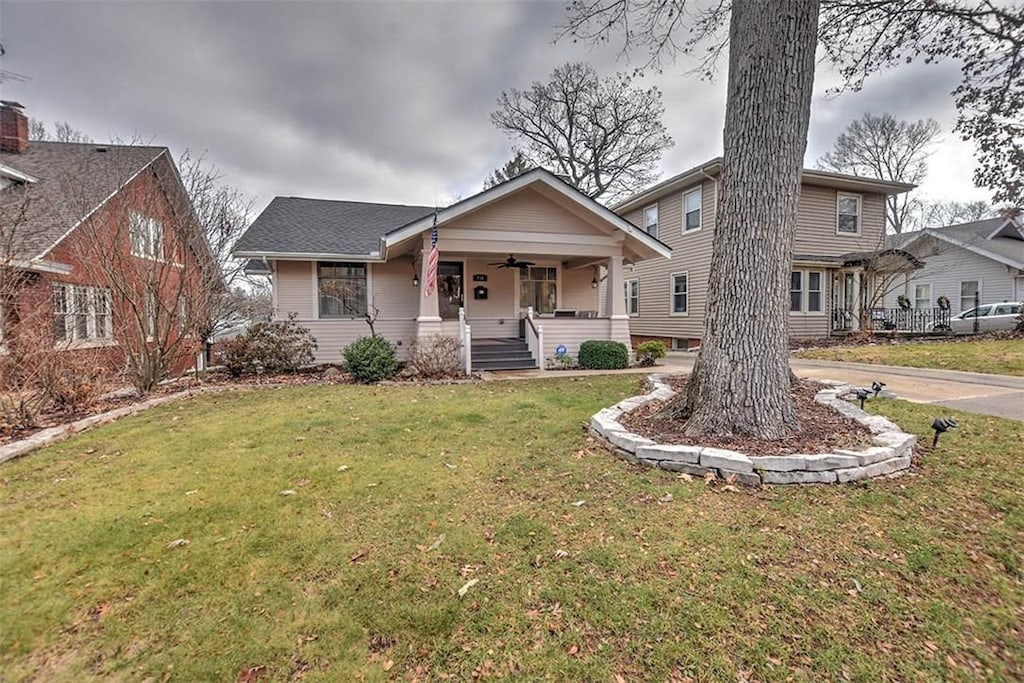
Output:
(0, 0), (990, 215)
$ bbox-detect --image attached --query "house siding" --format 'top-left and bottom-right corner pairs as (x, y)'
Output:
(624, 178), (890, 342)
(273, 257), (419, 363)
(885, 238), (1021, 313)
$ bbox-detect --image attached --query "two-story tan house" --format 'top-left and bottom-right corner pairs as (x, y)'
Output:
(614, 157), (918, 348)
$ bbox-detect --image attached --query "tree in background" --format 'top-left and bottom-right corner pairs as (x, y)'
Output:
(818, 113), (940, 234)
(490, 62), (674, 203)
(28, 118), (93, 143)
(915, 200), (995, 229)
(483, 150), (533, 190)
(563, 0), (1024, 438)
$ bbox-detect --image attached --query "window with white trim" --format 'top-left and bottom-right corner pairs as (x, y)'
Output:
(683, 188), (702, 232)
(836, 194), (861, 235)
(129, 211), (163, 259)
(318, 262), (368, 318)
(914, 283), (932, 310)
(625, 279), (639, 315)
(643, 204), (658, 238)
(790, 270), (823, 313)
(670, 272), (688, 314)
(52, 283), (113, 343)
(959, 280), (980, 313)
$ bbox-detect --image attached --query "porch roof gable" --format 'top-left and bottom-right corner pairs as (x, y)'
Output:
(382, 168), (671, 262)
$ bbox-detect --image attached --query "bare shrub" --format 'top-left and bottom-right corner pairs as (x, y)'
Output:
(405, 336), (462, 379)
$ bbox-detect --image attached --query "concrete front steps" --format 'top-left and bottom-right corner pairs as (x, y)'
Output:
(471, 338), (538, 372)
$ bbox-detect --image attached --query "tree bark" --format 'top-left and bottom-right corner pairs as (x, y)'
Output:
(680, 0), (820, 439)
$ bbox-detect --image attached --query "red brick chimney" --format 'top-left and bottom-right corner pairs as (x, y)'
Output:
(0, 101), (29, 153)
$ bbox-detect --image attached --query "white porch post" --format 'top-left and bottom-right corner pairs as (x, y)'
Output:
(416, 233), (442, 338)
(604, 255), (627, 318)
(604, 254), (632, 357)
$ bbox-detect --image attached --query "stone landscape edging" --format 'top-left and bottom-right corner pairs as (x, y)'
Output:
(0, 383), (294, 466)
(589, 374), (916, 485)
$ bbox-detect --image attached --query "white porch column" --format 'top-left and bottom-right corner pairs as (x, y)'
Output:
(604, 255), (628, 319)
(416, 233), (442, 338)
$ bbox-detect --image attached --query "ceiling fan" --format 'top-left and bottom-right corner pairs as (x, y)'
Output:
(489, 254), (536, 270)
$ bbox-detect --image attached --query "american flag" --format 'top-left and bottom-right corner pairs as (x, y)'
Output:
(424, 210), (439, 298)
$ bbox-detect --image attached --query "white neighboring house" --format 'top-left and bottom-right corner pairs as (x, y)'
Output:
(885, 215), (1024, 315)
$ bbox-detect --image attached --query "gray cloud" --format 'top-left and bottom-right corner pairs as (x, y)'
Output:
(0, 1), (985, 213)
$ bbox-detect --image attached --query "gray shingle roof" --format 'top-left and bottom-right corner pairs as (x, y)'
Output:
(234, 197), (436, 257)
(0, 141), (167, 262)
(887, 217), (1024, 268)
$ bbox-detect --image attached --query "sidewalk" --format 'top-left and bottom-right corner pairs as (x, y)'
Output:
(483, 353), (1024, 421)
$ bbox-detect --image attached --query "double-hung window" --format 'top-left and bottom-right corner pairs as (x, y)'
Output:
(914, 283), (932, 310)
(130, 211), (163, 259)
(318, 262), (367, 318)
(643, 205), (658, 238)
(683, 188), (702, 232)
(790, 270), (823, 313)
(836, 194), (861, 235)
(625, 279), (639, 315)
(52, 283), (114, 343)
(670, 272), (688, 314)
(959, 280), (980, 313)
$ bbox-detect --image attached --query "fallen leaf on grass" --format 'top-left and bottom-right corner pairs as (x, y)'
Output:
(280, 489), (297, 496)
(444, 463), (457, 470)
(236, 665), (266, 682)
(296, 478), (311, 487)
(457, 578), (479, 597)
(658, 492), (674, 503)
(185, 489), (198, 496)
(720, 485), (739, 493)
(553, 549), (569, 559)
(294, 437), (306, 442)
(426, 534), (445, 551)
(350, 549), (367, 563)
(337, 465), (350, 472)
(382, 660), (394, 671)
(677, 473), (693, 482)
(166, 538), (190, 549)
(570, 500), (586, 507)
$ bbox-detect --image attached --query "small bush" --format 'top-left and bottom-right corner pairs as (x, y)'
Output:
(223, 314), (317, 377)
(578, 340), (629, 370)
(406, 336), (462, 378)
(635, 340), (667, 367)
(343, 335), (398, 383)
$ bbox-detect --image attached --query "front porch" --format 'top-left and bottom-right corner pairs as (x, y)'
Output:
(417, 252), (634, 372)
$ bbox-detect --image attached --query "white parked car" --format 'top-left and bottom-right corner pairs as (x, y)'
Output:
(948, 302), (1022, 334)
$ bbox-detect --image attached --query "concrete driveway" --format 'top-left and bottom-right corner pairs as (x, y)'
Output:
(485, 354), (1024, 421)
(653, 354), (1024, 421)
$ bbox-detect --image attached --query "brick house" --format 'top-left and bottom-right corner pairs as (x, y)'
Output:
(0, 101), (210, 381)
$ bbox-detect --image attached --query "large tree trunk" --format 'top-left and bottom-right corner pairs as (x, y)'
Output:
(680, 0), (820, 439)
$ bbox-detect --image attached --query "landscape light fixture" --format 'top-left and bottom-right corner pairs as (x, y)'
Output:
(931, 417), (959, 447)
(871, 381), (886, 397)
(855, 388), (870, 410)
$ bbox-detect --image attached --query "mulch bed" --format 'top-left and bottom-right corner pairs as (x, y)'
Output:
(791, 329), (1023, 351)
(620, 376), (876, 457)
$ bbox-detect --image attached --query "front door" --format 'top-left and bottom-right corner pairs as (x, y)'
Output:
(438, 261), (464, 320)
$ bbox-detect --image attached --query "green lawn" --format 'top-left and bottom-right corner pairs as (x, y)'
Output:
(2, 377), (1023, 681)
(796, 338), (1024, 376)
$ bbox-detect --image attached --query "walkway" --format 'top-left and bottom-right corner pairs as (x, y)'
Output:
(482, 354), (1024, 421)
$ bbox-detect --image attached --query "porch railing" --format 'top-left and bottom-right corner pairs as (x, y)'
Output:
(525, 307), (544, 373)
(831, 307), (952, 334)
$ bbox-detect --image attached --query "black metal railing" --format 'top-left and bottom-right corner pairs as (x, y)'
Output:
(831, 307), (952, 333)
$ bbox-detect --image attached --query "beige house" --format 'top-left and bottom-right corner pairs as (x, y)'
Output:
(614, 158), (918, 347)
(233, 169), (670, 371)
